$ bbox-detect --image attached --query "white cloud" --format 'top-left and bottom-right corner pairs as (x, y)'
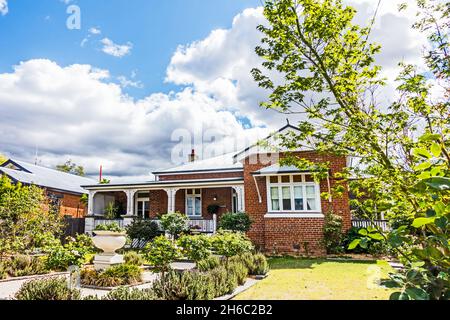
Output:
(0, 59), (267, 180)
(166, 2), (426, 125)
(0, 0), (8, 16)
(101, 38), (133, 58)
(89, 27), (101, 35)
(117, 75), (143, 89)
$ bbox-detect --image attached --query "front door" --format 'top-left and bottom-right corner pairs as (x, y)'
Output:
(136, 192), (150, 219)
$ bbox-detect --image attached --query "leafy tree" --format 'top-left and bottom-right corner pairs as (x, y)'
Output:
(56, 160), (85, 177)
(0, 175), (63, 258)
(159, 212), (190, 239)
(0, 154), (7, 165)
(253, 0), (449, 299)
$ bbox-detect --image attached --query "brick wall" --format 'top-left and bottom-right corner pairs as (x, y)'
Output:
(149, 190), (168, 218)
(243, 151), (351, 256)
(47, 191), (86, 218)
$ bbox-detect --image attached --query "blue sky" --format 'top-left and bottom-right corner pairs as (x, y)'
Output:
(0, 0), (260, 98)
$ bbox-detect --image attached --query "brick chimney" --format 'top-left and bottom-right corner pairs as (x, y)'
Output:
(189, 149), (197, 162)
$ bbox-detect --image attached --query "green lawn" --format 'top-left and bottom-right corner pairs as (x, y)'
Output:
(235, 257), (396, 300)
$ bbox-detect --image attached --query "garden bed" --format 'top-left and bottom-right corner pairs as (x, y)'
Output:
(0, 271), (69, 283)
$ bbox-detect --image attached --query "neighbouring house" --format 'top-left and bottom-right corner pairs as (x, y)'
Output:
(0, 159), (96, 218)
(83, 124), (352, 255)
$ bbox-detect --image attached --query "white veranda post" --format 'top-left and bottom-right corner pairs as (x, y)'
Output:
(232, 186), (245, 212)
(164, 188), (179, 213)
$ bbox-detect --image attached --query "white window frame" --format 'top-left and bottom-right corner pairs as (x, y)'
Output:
(135, 192), (150, 219)
(185, 189), (202, 218)
(265, 174), (322, 215)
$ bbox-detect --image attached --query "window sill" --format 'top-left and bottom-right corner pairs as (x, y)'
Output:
(264, 213), (324, 218)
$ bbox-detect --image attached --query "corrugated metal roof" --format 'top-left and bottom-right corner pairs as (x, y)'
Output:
(153, 152), (242, 174)
(0, 159), (96, 194)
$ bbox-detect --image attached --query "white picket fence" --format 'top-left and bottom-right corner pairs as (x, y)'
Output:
(351, 219), (390, 231)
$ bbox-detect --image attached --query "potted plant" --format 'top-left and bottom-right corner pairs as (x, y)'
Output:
(92, 223), (127, 270)
(207, 204), (220, 215)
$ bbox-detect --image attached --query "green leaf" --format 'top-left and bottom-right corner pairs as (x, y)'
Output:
(430, 143), (441, 157)
(368, 232), (384, 241)
(405, 287), (429, 300)
(348, 239), (360, 250)
(424, 177), (450, 191)
(358, 229), (368, 236)
(414, 162), (431, 171)
(419, 133), (441, 142)
(412, 148), (432, 159)
(390, 291), (409, 300)
(412, 217), (436, 228)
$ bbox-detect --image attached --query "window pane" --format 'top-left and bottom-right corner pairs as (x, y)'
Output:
(306, 186), (316, 197)
(270, 176), (278, 183)
(144, 201), (150, 218)
(305, 175), (314, 182)
(294, 186), (304, 210)
(195, 197), (201, 215)
(270, 187), (279, 199)
(137, 192), (149, 198)
(137, 202), (143, 217)
(195, 189), (201, 195)
(271, 199), (280, 211)
(293, 175), (302, 183)
(187, 189), (193, 195)
(307, 198), (316, 211)
(282, 187), (291, 210)
(187, 197), (193, 215)
(281, 176), (290, 183)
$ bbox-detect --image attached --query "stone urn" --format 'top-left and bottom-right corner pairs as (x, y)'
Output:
(92, 231), (127, 270)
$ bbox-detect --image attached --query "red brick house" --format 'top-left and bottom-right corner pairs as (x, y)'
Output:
(0, 159), (95, 218)
(83, 124), (351, 255)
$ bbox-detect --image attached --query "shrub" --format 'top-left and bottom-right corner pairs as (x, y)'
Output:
(124, 251), (145, 266)
(177, 234), (211, 262)
(104, 202), (119, 220)
(226, 260), (248, 285)
(343, 227), (388, 256)
(322, 213), (344, 254)
(15, 277), (81, 300)
(94, 222), (124, 233)
(210, 265), (238, 295)
(159, 212), (190, 239)
(144, 236), (180, 272)
(0, 261), (6, 279)
(210, 230), (254, 257)
(196, 255), (221, 272)
(218, 212), (252, 232)
(45, 234), (96, 271)
(5, 254), (48, 277)
(151, 270), (215, 300)
(102, 286), (156, 300)
(126, 219), (161, 241)
(81, 264), (142, 288)
(251, 253), (269, 275)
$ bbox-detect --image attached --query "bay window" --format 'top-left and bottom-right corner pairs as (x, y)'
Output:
(267, 175), (321, 213)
